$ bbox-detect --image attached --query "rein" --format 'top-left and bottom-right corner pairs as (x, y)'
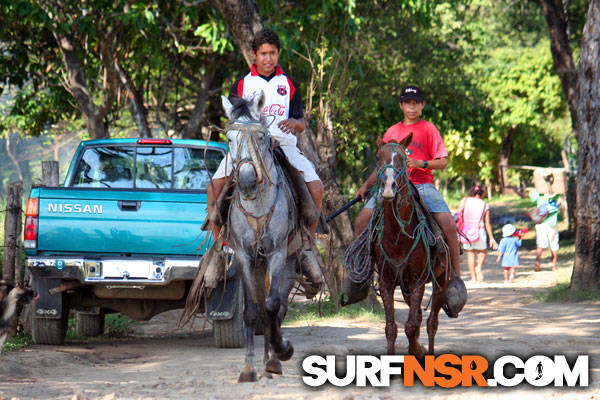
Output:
(226, 119), (282, 244)
(227, 121), (274, 186)
(373, 144), (442, 296)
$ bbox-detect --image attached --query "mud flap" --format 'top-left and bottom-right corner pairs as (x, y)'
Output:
(206, 265), (240, 321)
(31, 277), (64, 319)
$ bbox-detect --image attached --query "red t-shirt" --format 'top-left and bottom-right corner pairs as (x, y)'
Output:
(382, 119), (448, 184)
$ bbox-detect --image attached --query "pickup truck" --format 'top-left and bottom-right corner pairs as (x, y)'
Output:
(25, 138), (244, 347)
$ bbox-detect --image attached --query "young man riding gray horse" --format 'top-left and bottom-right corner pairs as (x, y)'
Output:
(207, 28), (324, 292)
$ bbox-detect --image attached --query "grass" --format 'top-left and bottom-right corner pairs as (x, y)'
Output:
(534, 235), (600, 302)
(104, 313), (139, 337)
(535, 283), (600, 303)
(66, 312), (139, 340)
(1, 331), (33, 353)
(285, 295), (384, 325)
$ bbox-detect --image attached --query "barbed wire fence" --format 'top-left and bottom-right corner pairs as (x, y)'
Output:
(1, 161), (58, 339)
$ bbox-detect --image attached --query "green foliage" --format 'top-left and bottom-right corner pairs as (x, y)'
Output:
(104, 313), (138, 337)
(535, 279), (600, 303)
(65, 313), (137, 339)
(285, 296), (384, 325)
(0, 0), (583, 195)
(0, 0), (243, 139)
(1, 331), (33, 353)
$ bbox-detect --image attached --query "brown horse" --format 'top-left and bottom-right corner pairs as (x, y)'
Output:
(371, 134), (450, 358)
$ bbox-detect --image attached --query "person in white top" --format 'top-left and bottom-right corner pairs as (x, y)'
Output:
(457, 185), (498, 282)
(208, 29), (324, 242)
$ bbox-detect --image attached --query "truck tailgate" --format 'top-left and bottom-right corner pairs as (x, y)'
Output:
(37, 188), (210, 255)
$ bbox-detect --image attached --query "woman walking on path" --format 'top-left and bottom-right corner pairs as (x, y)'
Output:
(457, 185), (498, 282)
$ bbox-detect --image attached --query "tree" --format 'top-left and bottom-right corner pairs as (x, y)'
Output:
(570, 0), (600, 290)
(211, 0), (263, 66)
(0, 1), (241, 140)
(536, 0), (600, 290)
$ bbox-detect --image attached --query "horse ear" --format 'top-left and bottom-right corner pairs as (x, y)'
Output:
(376, 137), (384, 148)
(252, 91), (266, 119)
(221, 95), (234, 119)
(257, 90), (265, 110)
(401, 132), (413, 148)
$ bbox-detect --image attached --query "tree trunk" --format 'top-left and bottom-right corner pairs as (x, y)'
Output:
(538, 0), (580, 232)
(498, 124), (517, 193)
(297, 114), (355, 306)
(116, 62), (151, 138)
(5, 133), (23, 182)
(538, 0), (579, 129)
(570, 0), (600, 291)
(55, 33), (112, 140)
(212, 0), (263, 67)
(39, 3), (115, 140)
(181, 60), (221, 139)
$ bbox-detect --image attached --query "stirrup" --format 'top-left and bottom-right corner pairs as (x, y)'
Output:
(300, 249), (323, 286)
(442, 276), (467, 318)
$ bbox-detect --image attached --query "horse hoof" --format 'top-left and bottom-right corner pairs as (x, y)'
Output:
(277, 339), (294, 361)
(238, 370), (258, 383)
(265, 359), (282, 375)
(261, 371), (274, 379)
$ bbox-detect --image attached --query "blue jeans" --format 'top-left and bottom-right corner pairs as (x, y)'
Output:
(365, 183), (450, 213)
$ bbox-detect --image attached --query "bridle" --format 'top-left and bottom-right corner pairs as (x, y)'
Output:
(227, 121), (273, 188)
(226, 120), (281, 223)
(377, 143), (411, 198)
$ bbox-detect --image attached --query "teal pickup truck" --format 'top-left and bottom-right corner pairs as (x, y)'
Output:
(25, 138), (244, 347)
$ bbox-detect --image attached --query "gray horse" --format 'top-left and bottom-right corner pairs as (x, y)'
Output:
(221, 92), (299, 382)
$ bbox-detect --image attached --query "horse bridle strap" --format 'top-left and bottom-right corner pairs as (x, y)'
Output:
(227, 121), (268, 135)
(227, 121), (273, 185)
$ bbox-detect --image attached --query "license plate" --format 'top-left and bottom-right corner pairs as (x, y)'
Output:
(101, 260), (153, 279)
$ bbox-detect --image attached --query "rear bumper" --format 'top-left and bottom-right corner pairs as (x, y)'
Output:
(27, 256), (200, 285)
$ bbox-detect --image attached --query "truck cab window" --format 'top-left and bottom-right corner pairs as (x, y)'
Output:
(173, 148), (222, 190)
(136, 147), (173, 189)
(72, 147), (135, 188)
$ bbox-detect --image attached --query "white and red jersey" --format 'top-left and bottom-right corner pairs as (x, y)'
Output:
(230, 65), (303, 146)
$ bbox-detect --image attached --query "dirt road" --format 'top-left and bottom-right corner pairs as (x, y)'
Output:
(1, 248), (599, 400)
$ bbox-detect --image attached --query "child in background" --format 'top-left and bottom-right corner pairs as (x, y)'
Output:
(497, 224), (523, 283)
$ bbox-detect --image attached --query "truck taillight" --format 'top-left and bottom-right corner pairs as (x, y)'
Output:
(24, 198), (38, 249)
(137, 138), (172, 145)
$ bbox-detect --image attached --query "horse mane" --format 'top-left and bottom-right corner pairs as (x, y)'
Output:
(229, 94), (265, 124)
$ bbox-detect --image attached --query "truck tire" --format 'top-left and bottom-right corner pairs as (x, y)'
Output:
(213, 282), (245, 348)
(75, 312), (105, 337)
(31, 313), (68, 345)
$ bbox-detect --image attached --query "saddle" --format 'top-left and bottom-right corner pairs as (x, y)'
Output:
(407, 181), (448, 254)
(206, 146), (329, 236)
(341, 182), (450, 307)
(203, 145), (326, 298)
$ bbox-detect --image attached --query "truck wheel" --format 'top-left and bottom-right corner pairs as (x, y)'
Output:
(31, 313), (68, 345)
(213, 282), (245, 348)
(75, 312), (105, 337)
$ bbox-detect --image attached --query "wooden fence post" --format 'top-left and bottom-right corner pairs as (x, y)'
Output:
(2, 181), (23, 284)
(42, 161), (60, 186)
(2, 181), (23, 337)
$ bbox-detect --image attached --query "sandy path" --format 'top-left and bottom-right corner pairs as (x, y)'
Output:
(1, 248), (599, 400)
